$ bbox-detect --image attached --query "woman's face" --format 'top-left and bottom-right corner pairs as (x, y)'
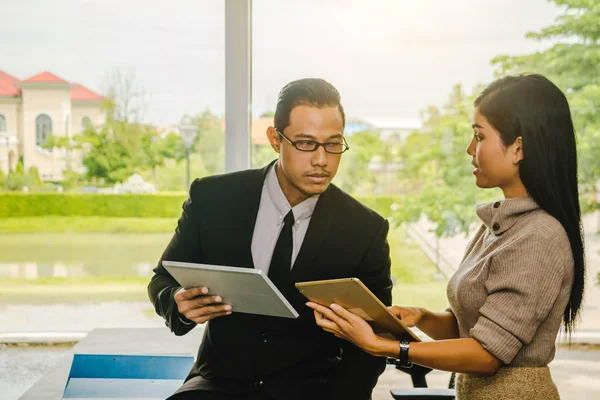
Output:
(466, 108), (524, 195)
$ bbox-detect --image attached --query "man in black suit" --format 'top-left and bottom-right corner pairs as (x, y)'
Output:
(148, 78), (392, 400)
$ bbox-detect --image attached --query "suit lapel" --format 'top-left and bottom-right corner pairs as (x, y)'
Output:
(290, 185), (335, 279)
(235, 161), (276, 269)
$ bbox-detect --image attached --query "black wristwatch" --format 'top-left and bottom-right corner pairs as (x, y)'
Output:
(399, 338), (412, 368)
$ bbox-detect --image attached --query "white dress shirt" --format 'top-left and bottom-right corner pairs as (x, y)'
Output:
(251, 162), (319, 274)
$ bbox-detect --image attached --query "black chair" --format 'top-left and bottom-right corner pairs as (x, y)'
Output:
(388, 359), (456, 399)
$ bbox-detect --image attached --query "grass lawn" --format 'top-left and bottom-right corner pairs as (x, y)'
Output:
(387, 227), (449, 311)
(0, 277), (150, 307)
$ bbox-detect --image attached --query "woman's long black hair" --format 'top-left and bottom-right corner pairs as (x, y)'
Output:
(475, 73), (585, 334)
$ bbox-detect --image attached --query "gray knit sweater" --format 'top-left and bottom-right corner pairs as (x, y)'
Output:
(447, 197), (574, 366)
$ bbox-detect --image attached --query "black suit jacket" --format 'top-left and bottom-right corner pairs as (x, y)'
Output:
(148, 162), (393, 400)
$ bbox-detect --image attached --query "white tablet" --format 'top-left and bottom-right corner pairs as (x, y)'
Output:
(162, 260), (299, 319)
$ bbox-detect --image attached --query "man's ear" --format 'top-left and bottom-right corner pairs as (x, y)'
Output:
(513, 136), (524, 164)
(267, 127), (281, 153)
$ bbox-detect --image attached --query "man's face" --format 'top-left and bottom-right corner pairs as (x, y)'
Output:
(267, 105), (345, 206)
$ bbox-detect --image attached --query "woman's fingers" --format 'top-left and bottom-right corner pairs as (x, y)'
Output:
(310, 306), (356, 340)
(313, 310), (338, 329)
(388, 305), (420, 327)
(388, 305), (403, 316)
(329, 303), (360, 323)
(313, 310), (346, 335)
(307, 302), (349, 327)
(307, 303), (374, 347)
(320, 323), (352, 342)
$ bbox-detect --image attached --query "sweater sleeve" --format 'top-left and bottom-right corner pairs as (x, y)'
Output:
(469, 230), (568, 364)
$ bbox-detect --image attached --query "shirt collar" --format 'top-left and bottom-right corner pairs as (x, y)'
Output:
(266, 162), (319, 226)
(475, 197), (539, 235)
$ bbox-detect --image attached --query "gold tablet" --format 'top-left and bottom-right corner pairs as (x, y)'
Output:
(296, 278), (420, 342)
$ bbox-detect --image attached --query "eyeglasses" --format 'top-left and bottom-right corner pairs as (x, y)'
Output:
(275, 129), (350, 154)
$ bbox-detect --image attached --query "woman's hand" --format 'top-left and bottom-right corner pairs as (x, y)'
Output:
(388, 306), (426, 328)
(306, 302), (386, 356)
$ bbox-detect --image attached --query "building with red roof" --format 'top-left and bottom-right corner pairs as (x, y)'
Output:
(0, 70), (105, 180)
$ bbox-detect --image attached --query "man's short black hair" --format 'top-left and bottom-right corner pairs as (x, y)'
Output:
(274, 78), (346, 133)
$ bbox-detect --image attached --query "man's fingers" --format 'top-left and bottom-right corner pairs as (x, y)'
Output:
(175, 286), (209, 301)
(194, 295), (223, 308)
(189, 310), (232, 324)
(178, 295), (225, 314)
(185, 303), (232, 319)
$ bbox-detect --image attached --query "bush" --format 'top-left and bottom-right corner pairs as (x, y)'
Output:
(0, 193), (187, 218)
(27, 166), (42, 188)
(6, 161), (27, 191)
(61, 170), (82, 191)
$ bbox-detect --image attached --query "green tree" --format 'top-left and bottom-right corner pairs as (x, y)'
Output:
(335, 130), (387, 194)
(139, 129), (185, 184)
(43, 134), (84, 185)
(78, 97), (184, 184)
(394, 85), (500, 236)
(41, 68), (156, 185)
(78, 119), (136, 184)
(395, 1), (600, 235)
(76, 68), (157, 184)
(492, 0), (600, 206)
(184, 110), (226, 176)
(252, 144), (276, 168)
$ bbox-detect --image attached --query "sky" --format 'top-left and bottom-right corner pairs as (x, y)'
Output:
(0, 0), (563, 125)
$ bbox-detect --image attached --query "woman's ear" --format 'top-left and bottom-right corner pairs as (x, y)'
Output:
(513, 136), (524, 165)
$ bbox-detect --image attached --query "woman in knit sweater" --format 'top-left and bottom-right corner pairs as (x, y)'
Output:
(307, 74), (585, 399)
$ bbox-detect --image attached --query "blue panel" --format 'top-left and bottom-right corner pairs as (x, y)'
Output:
(63, 378), (184, 399)
(68, 354), (194, 380)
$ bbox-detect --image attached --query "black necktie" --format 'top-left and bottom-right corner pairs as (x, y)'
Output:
(268, 210), (295, 287)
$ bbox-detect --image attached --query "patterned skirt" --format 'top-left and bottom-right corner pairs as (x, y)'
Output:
(456, 367), (559, 400)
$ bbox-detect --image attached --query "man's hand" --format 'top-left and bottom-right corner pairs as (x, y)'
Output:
(174, 286), (232, 324)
